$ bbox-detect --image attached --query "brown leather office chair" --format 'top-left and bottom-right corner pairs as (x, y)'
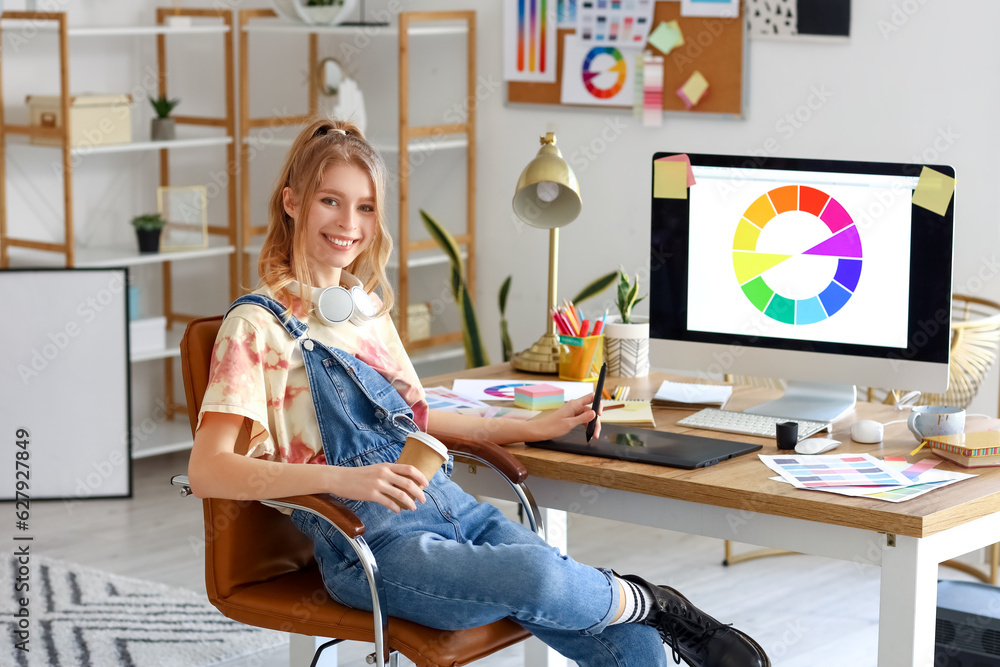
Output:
(171, 316), (541, 667)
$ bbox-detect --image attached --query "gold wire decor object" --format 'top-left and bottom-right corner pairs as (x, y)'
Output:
(865, 294), (1000, 410)
(157, 186), (209, 251)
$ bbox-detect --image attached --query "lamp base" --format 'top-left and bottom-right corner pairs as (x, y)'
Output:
(510, 332), (561, 374)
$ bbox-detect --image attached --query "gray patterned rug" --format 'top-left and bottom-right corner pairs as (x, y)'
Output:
(1, 552), (288, 667)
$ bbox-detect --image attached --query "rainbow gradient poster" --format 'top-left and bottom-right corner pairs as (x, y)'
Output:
(504, 0), (558, 83)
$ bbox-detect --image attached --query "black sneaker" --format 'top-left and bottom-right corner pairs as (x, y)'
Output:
(620, 574), (770, 667)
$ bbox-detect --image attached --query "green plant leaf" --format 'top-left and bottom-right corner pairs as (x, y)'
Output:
(499, 275), (511, 316)
(571, 271), (617, 305)
(459, 283), (490, 367)
(500, 319), (513, 363)
(420, 209), (463, 274)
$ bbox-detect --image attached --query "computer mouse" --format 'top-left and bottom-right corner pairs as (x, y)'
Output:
(794, 438), (841, 455)
(851, 420), (884, 444)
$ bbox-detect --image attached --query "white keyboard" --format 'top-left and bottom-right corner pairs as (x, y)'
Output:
(677, 408), (830, 440)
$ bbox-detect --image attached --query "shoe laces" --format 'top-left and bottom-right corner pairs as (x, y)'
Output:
(655, 608), (731, 665)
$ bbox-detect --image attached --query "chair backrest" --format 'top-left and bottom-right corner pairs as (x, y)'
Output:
(180, 316), (316, 601)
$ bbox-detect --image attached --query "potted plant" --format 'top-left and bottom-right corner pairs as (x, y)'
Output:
(149, 96), (180, 141)
(603, 266), (650, 377)
(131, 213), (166, 253)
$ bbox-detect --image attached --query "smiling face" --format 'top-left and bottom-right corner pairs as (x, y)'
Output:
(284, 163), (377, 288)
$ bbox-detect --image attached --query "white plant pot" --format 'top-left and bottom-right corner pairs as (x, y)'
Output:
(603, 316), (650, 377)
(270, 0), (357, 26)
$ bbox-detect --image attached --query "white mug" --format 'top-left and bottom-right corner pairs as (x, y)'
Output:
(907, 405), (965, 443)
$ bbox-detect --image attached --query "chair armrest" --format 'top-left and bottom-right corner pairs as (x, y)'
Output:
(438, 436), (528, 484)
(169, 474), (364, 538)
(261, 493), (365, 539)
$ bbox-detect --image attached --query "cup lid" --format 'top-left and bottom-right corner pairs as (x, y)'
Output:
(406, 431), (449, 459)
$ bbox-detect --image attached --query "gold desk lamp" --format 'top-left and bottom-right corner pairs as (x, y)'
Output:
(510, 131), (582, 373)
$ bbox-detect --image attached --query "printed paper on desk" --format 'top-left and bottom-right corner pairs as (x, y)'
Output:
(424, 386), (490, 412)
(760, 453), (913, 488)
(653, 380), (731, 407)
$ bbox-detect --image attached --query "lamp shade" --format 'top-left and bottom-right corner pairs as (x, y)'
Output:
(512, 133), (582, 229)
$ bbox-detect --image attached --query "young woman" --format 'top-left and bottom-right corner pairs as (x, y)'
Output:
(188, 118), (769, 667)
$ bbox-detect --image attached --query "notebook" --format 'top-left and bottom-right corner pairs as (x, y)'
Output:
(526, 423), (762, 470)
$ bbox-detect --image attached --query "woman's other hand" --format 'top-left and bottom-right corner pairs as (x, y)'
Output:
(330, 463), (429, 512)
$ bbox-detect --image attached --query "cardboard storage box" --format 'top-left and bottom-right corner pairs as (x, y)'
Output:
(129, 316), (166, 356)
(26, 94), (133, 147)
(408, 303), (431, 341)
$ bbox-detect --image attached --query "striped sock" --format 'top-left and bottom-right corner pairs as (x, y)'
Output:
(610, 576), (656, 625)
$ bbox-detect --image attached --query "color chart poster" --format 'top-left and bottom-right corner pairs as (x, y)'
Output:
(684, 168), (914, 350)
(504, 0), (558, 83)
(560, 35), (639, 106)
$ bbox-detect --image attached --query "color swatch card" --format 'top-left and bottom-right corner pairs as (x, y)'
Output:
(760, 453), (913, 488)
(577, 0), (655, 44)
(451, 378), (594, 402)
(504, 0), (558, 83)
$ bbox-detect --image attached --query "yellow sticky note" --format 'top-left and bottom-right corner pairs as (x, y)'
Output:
(654, 159), (688, 199)
(911, 166), (955, 216)
(677, 71), (709, 109)
(648, 20), (684, 55)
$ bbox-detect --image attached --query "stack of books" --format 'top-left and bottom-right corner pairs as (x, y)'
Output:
(652, 380), (733, 410)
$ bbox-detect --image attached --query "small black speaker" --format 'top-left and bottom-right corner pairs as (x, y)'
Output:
(936, 580), (1000, 666)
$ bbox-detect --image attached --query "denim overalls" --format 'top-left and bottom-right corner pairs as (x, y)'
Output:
(230, 294), (666, 666)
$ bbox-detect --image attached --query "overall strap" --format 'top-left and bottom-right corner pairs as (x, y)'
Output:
(226, 293), (308, 339)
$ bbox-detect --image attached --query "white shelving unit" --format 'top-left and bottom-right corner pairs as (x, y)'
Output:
(0, 8), (238, 459)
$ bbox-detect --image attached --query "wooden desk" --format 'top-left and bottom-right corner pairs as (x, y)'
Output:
(425, 364), (1000, 667)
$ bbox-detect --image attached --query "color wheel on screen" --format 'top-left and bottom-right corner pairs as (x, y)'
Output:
(732, 185), (863, 325)
(582, 46), (626, 99)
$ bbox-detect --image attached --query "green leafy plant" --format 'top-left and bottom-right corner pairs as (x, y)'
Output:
(130, 213), (166, 231)
(570, 270), (618, 306)
(615, 265), (646, 324)
(420, 209), (490, 368)
(498, 276), (513, 362)
(149, 96), (180, 119)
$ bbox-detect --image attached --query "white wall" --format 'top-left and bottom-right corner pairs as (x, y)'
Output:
(5, 0), (999, 415)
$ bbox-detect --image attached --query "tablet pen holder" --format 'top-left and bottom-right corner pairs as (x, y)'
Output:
(558, 334), (604, 382)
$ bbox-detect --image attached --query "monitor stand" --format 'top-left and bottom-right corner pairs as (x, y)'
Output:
(744, 381), (856, 423)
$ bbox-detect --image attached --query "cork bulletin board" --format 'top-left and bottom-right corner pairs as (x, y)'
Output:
(507, 1), (745, 116)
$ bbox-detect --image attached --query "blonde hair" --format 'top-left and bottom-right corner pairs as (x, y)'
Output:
(258, 118), (394, 317)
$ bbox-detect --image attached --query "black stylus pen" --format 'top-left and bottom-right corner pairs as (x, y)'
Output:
(586, 362), (607, 442)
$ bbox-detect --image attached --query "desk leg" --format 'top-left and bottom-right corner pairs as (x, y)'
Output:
(878, 535), (937, 667)
(525, 507), (570, 667)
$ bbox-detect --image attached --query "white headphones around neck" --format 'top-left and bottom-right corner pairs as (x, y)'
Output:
(287, 281), (376, 326)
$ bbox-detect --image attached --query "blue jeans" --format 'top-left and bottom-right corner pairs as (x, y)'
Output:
(232, 294), (666, 666)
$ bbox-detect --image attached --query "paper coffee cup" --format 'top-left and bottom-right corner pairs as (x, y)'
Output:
(397, 431), (448, 484)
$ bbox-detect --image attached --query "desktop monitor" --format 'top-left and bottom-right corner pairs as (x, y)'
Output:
(649, 153), (955, 422)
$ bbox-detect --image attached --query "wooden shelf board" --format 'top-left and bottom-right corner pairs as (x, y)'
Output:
(130, 327), (185, 363)
(242, 21), (466, 36)
(131, 419), (193, 459)
(7, 242), (235, 268)
(5, 135), (233, 156)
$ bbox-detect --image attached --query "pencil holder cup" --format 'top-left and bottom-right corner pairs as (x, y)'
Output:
(558, 334), (604, 382)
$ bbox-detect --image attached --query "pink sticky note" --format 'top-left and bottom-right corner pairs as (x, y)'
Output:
(656, 154), (696, 187)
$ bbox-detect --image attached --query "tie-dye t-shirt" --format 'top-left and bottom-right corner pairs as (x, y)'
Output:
(197, 273), (428, 463)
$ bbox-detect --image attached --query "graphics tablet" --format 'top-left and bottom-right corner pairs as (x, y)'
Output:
(526, 424), (762, 469)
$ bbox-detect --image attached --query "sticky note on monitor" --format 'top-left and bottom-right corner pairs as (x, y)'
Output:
(912, 166), (956, 216)
(654, 159), (688, 199)
(656, 154), (696, 187)
(648, 20), (684, 55)
(677, 71), (709, 109)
